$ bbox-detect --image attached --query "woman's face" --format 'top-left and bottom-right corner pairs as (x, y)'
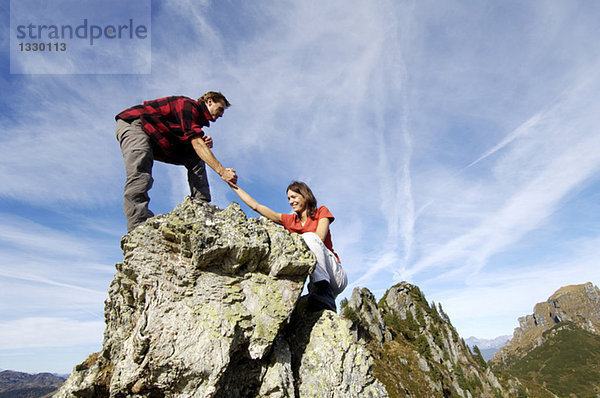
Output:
(287, 189), (307, 214)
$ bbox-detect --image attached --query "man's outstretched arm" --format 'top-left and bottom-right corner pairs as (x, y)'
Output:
(190, 136), (237, 186)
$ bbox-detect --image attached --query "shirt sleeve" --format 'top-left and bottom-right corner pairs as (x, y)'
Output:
(316, 206), (335, 223)
(177, 98), (205, 139)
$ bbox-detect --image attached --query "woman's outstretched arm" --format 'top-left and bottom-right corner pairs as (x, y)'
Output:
(231, 185), (283, 225)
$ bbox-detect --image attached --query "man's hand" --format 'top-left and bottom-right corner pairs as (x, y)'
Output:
(221, 168), (238, 186)
(203, 136), (213, 148)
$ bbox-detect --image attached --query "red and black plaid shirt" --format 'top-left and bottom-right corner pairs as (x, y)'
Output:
(116, 96), (213, 158)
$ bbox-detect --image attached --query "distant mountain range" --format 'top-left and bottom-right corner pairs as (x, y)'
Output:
(465, 335), (511, 361)
(0, 370), (65, 398)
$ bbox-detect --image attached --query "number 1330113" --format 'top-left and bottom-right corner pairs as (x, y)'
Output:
(19, 42), (67, 52)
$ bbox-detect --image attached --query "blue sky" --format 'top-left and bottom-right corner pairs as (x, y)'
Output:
(2, 0), (600, 374)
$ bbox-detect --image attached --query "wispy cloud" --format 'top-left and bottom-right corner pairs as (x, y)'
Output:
(0, 78), (125, 207)
(0, 214), (113, 322)
(405, 73), (600, 281)
(0, 214), (100, 258)
(0, 318), (103, 349)
(0, 265), (107, 297)
(434, 234), (600, 338)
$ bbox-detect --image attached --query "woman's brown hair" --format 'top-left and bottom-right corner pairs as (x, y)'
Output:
(286, 181), (318, 218)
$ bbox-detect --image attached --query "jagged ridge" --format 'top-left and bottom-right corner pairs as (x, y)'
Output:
(341, 284), (534, 397)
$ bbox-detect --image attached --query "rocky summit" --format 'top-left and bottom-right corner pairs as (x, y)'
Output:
(55, 198), (386, 398)
(492, 282), (600, 365)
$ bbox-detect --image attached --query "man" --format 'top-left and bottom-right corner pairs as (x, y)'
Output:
(115, 91), (237, 232)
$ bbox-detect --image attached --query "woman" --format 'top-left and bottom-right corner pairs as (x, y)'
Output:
(231, 181), (347, 312)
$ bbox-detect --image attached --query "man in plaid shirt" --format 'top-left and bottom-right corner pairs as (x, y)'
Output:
(115, 91), (237, 232)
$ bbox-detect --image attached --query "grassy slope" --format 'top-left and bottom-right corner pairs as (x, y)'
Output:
(505, 322), (600, 397)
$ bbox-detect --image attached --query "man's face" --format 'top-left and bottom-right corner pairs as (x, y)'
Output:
(206, 98), (226, 121)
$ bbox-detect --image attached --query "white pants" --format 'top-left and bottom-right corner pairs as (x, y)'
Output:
(301, 232), (348, 297)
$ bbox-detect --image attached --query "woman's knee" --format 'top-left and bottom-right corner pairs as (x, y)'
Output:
(301, 232), (321, 245)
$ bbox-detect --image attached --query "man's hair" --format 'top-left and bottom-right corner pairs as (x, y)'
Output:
(286, 181), (318, 218)
(199, 91), (231, 108)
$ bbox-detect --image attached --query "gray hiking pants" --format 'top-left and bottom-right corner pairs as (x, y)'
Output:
(115, 119), (211, 232)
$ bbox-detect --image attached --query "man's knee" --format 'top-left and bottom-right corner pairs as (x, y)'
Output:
(124, 149), (154, 175)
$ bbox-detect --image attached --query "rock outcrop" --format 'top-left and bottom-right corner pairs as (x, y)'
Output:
(492, 282), (600, 366)
(55, 198), (386, 398)
(342, 284), (522, 397)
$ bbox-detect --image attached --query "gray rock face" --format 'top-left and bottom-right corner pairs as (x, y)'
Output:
(55, 198), (386, 398)
(288, 308), (388, 398)
(347, 287), (391, 344)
